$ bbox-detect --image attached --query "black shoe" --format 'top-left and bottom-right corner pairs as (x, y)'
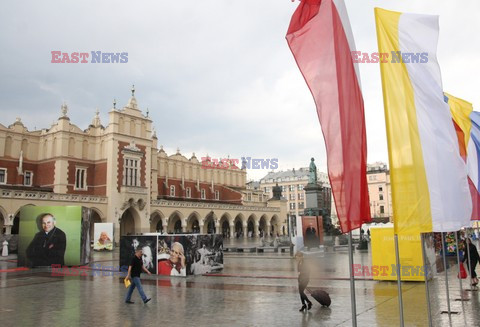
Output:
(144, 298), (151, 304)
(125, 300), (135, 304)
(307, 302), (312, 310)
(299, 305), (307, 312)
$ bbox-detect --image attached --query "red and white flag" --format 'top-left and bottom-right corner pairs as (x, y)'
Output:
(286, 0), (371, 233)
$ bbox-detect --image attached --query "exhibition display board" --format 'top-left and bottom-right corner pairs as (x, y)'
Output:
(120, 234), (223, 277)
(370, 227), (435, 281)
(93, 223), (114, 251)
(18, 206), (92, 267)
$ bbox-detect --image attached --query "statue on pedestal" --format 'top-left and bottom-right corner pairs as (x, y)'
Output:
(272, 183), (282, 200)
(2, 240), (8, 257)
(308, 158), (317, 184)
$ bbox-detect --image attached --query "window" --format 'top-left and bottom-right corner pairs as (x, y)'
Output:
(289, 193), (296, 200)
(298, 184), (304, 191)
(201, 189), (206, 199)
(379, 186), (383, 192)
(170, 185), (175, 197)
(289, 203), (296, 210)
(247, 193), (252, 201)
(369, 175), (377, 181)
(186, 187), (191, 198)
(215, 190), (220, 200)
(0, 168), (6, 184)
(124, 158), (139, 186)
(282, 185), (286, 192)
(380, 206), (385, 214)
(24, 171), (33, 186)
(379, 194), (384, 201)
(289, 185), (295, 192)
(299, 202), (305, 209)
(75, 167), (87, 190)
(298, 193), (305, 200)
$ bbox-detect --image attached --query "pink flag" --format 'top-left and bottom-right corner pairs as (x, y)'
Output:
(286, 0), (371, 232)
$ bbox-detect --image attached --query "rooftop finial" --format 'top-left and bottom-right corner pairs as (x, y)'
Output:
(61, 102), (68, 117)
(146, 107), (149, 117)
(113, 98), (117, 109)
(131, 84), (135, 97)
(92, 108), (101, 127)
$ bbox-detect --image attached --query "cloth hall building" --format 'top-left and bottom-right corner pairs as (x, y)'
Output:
(0, 89), (287, 246)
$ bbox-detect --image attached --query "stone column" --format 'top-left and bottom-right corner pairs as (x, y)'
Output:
(254, 221), (260, 238)
(229, 223), (235, 238)
(242, 223), (248, 239)
(266, 222), (271, 239)
(115, 217), (121, 245)
(182, 221), (187, 233)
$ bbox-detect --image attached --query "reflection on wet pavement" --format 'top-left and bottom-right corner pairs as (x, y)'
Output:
(0, 239), (479, 326)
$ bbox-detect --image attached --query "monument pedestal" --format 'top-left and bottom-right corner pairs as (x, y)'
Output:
(304, 183), (332, 233)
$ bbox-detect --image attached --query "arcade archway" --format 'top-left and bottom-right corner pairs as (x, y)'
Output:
(120, 208), (140, 236)
(167, 211), (183, 234)
(202, 212), (216, 234)
(186, 212), (201, 233)
(259, 215), (267, 237)
(89, 209), (103, 240)
(150, 211), (164, 233)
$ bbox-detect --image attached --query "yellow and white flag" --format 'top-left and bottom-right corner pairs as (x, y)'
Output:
(375, 8), (472, 234)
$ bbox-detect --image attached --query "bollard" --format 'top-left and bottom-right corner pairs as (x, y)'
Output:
(2, 240), (8, 257)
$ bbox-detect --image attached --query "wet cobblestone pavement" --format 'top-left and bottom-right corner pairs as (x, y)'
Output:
(1, 239), (479, 326)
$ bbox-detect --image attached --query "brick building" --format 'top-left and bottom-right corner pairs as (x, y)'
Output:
(0, 88), (286, 243)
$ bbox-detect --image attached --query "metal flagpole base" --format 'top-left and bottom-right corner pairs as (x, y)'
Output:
(421, 233), (433, 327)
(440, 232), (454, 315)
(394, 234), (405, 327)
(348, 231), (357, 327)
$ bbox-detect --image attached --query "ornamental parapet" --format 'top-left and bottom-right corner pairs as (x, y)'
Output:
(150, 199), (280, 212)
(0, 189), (107, 204)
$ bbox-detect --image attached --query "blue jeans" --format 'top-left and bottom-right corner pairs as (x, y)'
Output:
(125, 277), (148, 302)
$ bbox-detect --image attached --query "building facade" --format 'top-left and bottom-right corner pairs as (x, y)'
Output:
(0, 88), (287, 242)
(367, 162), (392, 223)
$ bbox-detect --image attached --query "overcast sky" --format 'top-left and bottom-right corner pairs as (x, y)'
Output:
(0, 0), (478, 181)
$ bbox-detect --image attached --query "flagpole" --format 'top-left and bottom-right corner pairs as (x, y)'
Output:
(454, 232), (466, 302)
(394, 234), (404, 327)
(347, 231), (357, 327)
(420, 233), (432, 327)
(441, 232), (452, 314)
(465, 230), (473, 290)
